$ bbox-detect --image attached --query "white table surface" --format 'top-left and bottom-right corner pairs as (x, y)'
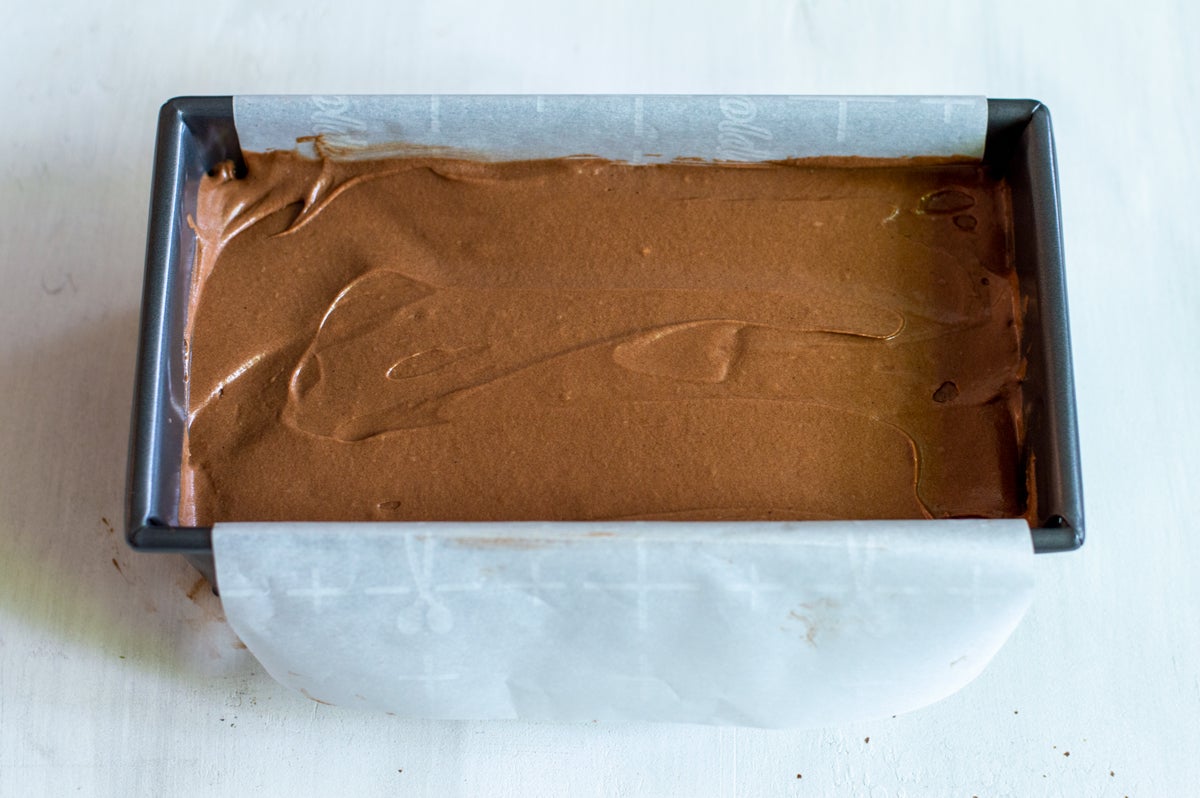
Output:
(2, 1), (1197, 795)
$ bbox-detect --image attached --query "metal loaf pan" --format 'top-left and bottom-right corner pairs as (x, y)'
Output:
(125, 96), (1085, 582)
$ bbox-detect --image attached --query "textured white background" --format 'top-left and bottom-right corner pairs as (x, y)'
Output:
(1, 1), (1197, 795)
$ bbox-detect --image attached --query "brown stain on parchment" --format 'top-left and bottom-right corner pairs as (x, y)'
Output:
(297, 134), (481, 161)
(449, 536), (559, 550)
(300, 688), (334, 706)
(450, 529), (618, 549)
(186, 576), (209, 601)
(787, 598), (840, 647)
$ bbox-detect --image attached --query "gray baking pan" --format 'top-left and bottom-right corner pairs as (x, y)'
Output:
(125, 96), (1084, 583)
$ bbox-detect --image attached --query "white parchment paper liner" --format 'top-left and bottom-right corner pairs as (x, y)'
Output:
(215, 520), (1032, 727)
(213, 96), (1029, 727)
(234, 94), (987, 161)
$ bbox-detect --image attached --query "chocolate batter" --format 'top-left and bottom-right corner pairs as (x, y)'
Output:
(181, 152), (1026, 525)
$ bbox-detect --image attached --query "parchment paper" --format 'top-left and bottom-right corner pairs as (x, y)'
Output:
(215, 520), (1032, 727)
(214, 96), (1029, 728)
(233, 94), (988, 161)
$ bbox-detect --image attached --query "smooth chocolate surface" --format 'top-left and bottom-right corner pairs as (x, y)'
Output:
(181, 152), (1026, 524)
